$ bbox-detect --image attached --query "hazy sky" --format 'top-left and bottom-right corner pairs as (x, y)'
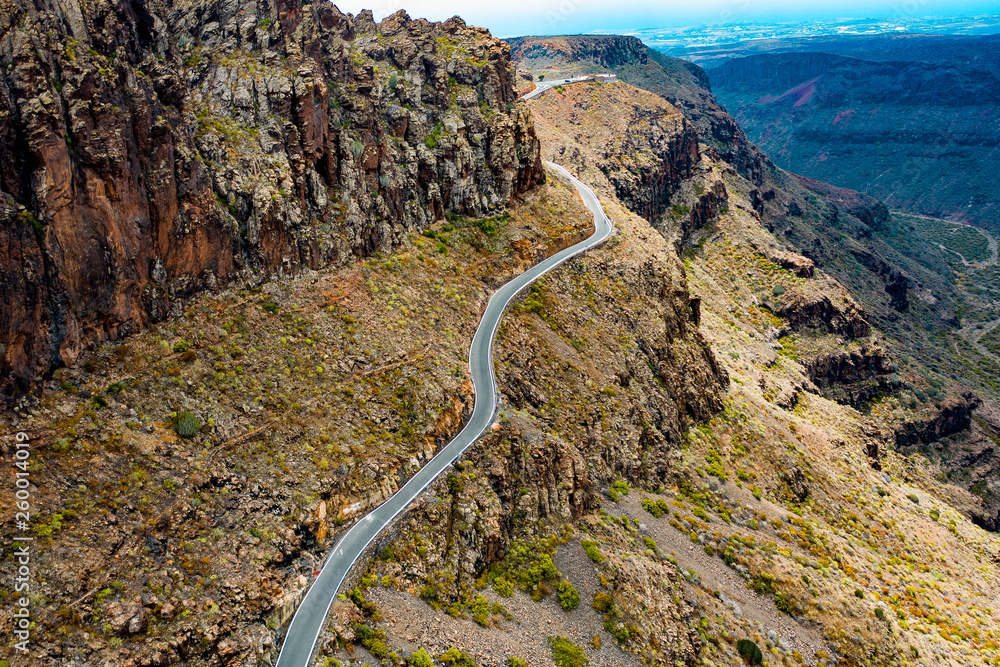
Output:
(330, 0), (1000, 37)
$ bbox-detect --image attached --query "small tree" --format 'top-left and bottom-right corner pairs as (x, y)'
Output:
(737, 639), (763, 665)
(175, 411), (200, 438)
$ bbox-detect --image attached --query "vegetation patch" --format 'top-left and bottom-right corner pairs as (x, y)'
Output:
(737, 638), (763, 665)
(175, 411), (200, 438)
(548, 635), (588, 667)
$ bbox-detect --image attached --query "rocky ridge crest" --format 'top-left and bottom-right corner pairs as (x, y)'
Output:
(0, 0), (543, 391)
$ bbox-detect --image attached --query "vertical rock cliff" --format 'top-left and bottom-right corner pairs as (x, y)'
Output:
(0, 0), (543, 391)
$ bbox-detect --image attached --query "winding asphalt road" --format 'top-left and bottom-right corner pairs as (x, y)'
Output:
(521, 75), (589, 100)
(273, 163), (614, 667)
(521, 74), (617, 100)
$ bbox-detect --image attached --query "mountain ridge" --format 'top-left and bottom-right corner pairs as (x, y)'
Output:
(3, 18), (1000, 667)
(0, 1), (542, 393)
(706, 38), (1000, 229)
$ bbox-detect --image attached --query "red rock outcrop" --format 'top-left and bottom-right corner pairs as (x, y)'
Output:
(0, 1), (543, 392)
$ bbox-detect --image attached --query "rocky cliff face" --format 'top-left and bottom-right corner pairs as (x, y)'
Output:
(0, 0), (543, 392)
(894, 394), (980, 450)
(802, 340), (896, 405)
(508, 35), (770, 187)
(526, 81), (727, 250)
(545, 83), (701, 226)
(507, 35), (647, 71)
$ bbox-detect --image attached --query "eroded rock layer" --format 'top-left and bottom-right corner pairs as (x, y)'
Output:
(0, 1), (543, 389)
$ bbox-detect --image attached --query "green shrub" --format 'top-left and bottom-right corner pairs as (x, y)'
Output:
(389, 73), (398, 90)
(855, 589), (865, 599)
(591, 591), (613, 613)
(439, 648), (476, 667)
(350, 140), (365, 157)
(367, 638), (388, 659)
(704, 448), (728, 481)
(354, 622), (388, 658)
(518, 553), (557, 591)
(349, 588), (379, 618)
(750, 572), (775, 595)
(557, 580), (580, 610)
(410, 649), (434, 667)
(507, 658), (527, 667)
(493, 576), (513, 597)
(737, 638), (763, 665)
(907, 494), (920, 504)
(641, 497), (664, 518)
(173, 340), (192, 353)
(612, 480), (630, 496)
(875, 607), (885, 620)
(603, 620), (630, 643)
(175, 411), (200, 438)
(471, 213), (507, 237)
(425, 122), (444, 149)
(580, 540), (604, 564)
(471, 594), (490, 626)
(771, 285), (785, 297)
(929, 508), (940, 521)
(548, 635), (588, 667)
(774, 591), (794, 615)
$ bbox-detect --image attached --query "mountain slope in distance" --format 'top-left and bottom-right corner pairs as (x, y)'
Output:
(706, 36), (1000, 230)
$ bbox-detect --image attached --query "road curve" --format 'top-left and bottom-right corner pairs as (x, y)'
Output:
(520, 74), (616, 100)
(521, 76), (583, 100)
(273, 162), (613, 667)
